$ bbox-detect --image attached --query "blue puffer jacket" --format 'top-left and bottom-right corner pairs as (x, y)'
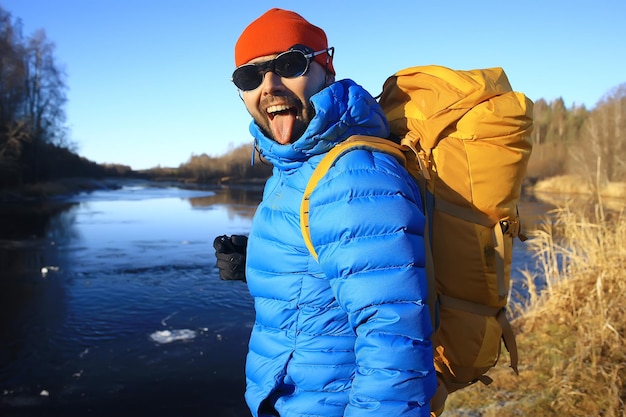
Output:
(245, 79), (437, 417)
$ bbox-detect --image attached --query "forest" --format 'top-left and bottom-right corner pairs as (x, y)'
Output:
(1, 5), (625, 192)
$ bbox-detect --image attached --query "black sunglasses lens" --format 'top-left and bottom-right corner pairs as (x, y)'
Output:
(233, 65), (263, 91)
(274, 51), (309, 78)
(232, 50), (310, 91)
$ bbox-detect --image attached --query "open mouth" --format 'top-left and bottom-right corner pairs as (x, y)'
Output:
(267, 104), (296, 119)
(265, 104), (298, 144)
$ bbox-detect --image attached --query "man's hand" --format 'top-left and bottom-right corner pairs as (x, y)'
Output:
(213, 235), (248, 281)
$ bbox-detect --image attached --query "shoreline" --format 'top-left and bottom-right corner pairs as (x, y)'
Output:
(2, 175), (624, 205)
(0, 176), (267, 204)
(0, 177), (126, 204)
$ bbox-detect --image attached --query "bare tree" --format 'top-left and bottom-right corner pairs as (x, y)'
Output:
(0, 6), (70, 184)
(23, 29), (67, 146)
(598, 84), (626, 182)
(569, 84), (626, 187)
(531, 99), (549, 145)
(0, 8), (28, 183)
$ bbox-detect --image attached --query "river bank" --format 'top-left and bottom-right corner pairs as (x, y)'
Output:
(4, 174), (625, 203)
(0, 175), (273, 204)
(533, 174), (626, 198)
(0, 177), (228, 204)
(0, 178), (126, 203)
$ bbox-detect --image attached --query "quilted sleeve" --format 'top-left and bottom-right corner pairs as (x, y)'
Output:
(308, 149), (438, 416)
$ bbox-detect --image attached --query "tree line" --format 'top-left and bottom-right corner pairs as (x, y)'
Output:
(528, 85), (626, 188)
(0, 6), (132, 188)
(173, 86), (626, 188)
(1, 4), (624, 190)
(148, 143), (273, 185)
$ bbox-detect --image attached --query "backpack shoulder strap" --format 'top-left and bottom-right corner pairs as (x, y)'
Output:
(300, 134), (439, 335)
(300, 135), (405, 262)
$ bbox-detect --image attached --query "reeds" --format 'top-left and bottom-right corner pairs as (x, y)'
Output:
(520, 203), (625, 415)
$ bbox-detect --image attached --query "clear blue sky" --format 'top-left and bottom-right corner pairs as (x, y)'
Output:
(2, 0), (624, 170)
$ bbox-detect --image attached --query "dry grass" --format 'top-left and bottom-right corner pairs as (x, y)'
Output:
(442, 201), (626, 416)
(601, 182), (626, 199)
(533, 175), (626, 199)
(533, 175), (593, 194)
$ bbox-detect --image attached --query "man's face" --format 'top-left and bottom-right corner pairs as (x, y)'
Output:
(239, 53), (332, 145)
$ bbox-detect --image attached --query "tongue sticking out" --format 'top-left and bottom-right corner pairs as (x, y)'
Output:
(270, 111), (296, 145)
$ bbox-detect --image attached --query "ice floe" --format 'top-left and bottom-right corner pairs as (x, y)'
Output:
(149, 329), (197, 344)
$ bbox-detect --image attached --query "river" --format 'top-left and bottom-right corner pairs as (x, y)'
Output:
(0, 181), (549, 417)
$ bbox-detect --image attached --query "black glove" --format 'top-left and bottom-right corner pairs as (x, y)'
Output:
(213, 234), (248, 282)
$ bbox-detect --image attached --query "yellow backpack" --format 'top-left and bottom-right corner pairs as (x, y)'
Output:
(300, 65), (534, 415)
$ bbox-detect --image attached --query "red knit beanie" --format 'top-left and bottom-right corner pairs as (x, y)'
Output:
(235, 8), (335, 75)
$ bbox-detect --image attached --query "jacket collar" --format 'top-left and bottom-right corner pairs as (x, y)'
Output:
(249, 79), (389, 170)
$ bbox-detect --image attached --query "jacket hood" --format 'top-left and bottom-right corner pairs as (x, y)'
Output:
(249, 79), (389, 170)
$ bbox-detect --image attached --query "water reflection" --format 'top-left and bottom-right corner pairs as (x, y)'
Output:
(187, 186), (263, 221)
(0, 184), (259, 416)
(188, 185), (264, 208)
(0, 202), (75, 274)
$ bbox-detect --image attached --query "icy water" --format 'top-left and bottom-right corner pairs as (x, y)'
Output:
(0, 183), (261, 416)
(0, 181), (548, 417)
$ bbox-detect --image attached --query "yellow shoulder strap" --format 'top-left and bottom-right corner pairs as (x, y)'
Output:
(301, 135), (439, 334)
(300, 135), (405, 261)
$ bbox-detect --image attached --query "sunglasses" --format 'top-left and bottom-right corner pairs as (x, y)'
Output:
(232, 46), (334, 91)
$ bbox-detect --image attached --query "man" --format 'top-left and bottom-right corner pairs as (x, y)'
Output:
(215, 8), (437, 417)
